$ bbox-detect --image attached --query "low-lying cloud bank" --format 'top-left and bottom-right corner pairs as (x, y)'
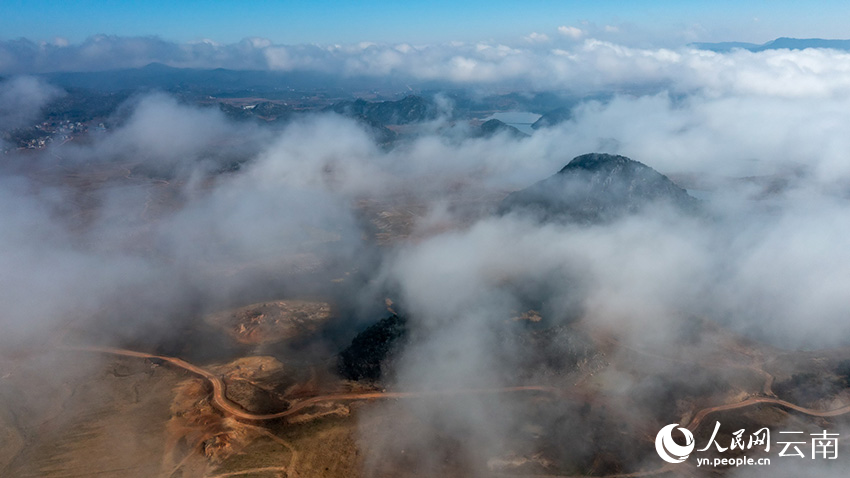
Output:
(1, 73), (849, 351)
(0, 76), (62, 131)
(5, 35), (850, 97)
(3, 55), (850, 473)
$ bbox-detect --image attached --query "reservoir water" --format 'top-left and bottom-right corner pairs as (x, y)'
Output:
(486, 112), (542, 135)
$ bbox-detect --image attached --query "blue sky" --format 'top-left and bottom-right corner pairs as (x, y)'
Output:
(2, 0), (849, 45)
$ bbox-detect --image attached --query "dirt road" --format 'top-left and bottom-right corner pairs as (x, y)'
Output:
(63, 346), (555, 421)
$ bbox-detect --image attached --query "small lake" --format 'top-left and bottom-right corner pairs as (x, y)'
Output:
(486, 112), (542, 135)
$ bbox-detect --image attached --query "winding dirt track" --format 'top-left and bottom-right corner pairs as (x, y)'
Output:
(63, 345), (850, 478)
(686, 396), (850, 432)
(66, 345), (850, 427)
(63, 346), (555, 421)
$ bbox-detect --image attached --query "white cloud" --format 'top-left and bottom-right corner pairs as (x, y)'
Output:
(246, 37), (271, 48)
(558, 25), (585, 39)
(0, 76), (62, 131)
(523, 32), (550, 44)
(4, 64), (850, 472)
(5, 35), (850, 99)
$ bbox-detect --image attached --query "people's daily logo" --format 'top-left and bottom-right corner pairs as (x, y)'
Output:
(655, 421), (839, 468)
(655, 424), (695, 463)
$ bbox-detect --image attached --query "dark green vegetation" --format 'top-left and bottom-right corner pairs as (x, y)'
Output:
(337, 315), (408, 381)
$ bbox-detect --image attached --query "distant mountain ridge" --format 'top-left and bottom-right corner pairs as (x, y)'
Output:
(39, 62), (410, 94)
(691, 37), (850, 52)
(325, 95), (437, 125)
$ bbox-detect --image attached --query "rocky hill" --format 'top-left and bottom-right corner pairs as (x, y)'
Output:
(477, 119), (528, 138)
(498, 153), (698, 223)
